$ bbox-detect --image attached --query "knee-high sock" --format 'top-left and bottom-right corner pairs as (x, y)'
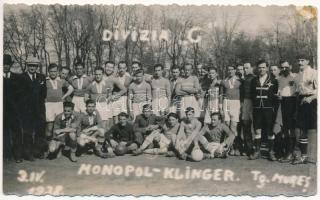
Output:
(299, 138), (308, 156)
(254, 138), (261, 152)
(268, 139), (275, 153)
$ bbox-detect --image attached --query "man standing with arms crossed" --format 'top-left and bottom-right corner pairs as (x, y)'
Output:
(112, 61), (131, 124)
(103, 61), (128, 127)
(292, 55), (317, 164)
(45, 63), (74, 144)
(70, 61), (92, 113)
(151, 64), (171, 116)
(85, 67), (110, 130)
(175, 63), (201, 118)
(128, 70), (152, 120)
(277, 60), (297, 162)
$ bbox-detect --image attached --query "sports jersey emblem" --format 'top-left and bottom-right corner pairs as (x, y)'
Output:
(266, 82), (273, 88)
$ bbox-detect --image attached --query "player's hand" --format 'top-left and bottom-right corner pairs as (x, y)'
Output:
(65, 127), (76, 132)
(275, 92), (282, 100)
(305, 96), (313, 104)
(222, 142), (229, 149)
(151, 125), (159, 130)
(301, 96), (312, 104)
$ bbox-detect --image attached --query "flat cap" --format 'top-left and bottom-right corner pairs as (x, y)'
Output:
(26, 56), (40, 64)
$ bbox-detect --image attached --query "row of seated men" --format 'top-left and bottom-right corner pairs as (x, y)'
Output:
(48, 100), (234, 162)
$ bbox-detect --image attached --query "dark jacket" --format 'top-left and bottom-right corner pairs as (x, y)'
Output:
(4, 72), (21, 126)
(19, 72), (46, 122)
(106, 123), (135, 143)
(250, 74), (278, 109)
(241, 74), (255, 101)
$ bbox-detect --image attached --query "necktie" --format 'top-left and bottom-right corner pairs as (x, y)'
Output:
(5, 73), (8, 79)
(32, 74), (36, 81)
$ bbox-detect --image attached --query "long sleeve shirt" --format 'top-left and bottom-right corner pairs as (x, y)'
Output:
(133, 114), (161, 135)
(106, 122), (135, 143)
(128, 81), (152, 103)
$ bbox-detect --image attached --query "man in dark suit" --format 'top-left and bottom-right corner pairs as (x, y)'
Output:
(3, 54), (23, 162)
(19, 56), (47, 161)
(250, 59), (278, 161)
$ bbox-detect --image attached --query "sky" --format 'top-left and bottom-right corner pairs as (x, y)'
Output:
(3, 4), (301, 36)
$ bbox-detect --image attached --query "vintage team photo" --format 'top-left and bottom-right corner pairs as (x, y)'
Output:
(2, 3), (318, 196)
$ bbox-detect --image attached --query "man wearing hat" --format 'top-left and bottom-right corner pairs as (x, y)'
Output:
(19, 56), (47, 161)
(292, 54), (317, 164)
(3, 54), (23, 162)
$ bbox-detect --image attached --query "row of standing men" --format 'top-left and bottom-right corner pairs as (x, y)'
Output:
(3, 54), (317, 164)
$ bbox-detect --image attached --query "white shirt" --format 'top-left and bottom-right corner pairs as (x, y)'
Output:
(294, 65), (317, 95)
(28, 72), (36, 81)
(259, 73), (268, 85)
(278, 73), (296, 97)
(92, 80), (106, 94)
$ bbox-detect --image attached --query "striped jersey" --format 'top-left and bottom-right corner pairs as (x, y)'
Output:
(128, 81), (152, 103)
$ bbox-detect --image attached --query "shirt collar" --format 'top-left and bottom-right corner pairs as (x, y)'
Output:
(85, 110), (97, 116)
(27, 72), (36, 79)
(46, 76), (61, 81)
(259, 73), (268, 80)
(61, 113), (75, 120)
(72, 74), (87, 80)
(93, 80), (105, 86)
(304, 65), (312, 71)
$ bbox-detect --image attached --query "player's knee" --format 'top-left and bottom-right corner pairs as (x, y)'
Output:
(69, 132), (76, 140)
(97, 128), (105, 136)
(110, 139), (118, 148)
(253, 128), (262, 140)
(267, 135), (275, 140)
(77, 138), (86, 147)
(49, 141), (58, 153)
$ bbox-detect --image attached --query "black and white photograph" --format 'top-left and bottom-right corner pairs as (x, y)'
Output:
(1, 0), (318, 197)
